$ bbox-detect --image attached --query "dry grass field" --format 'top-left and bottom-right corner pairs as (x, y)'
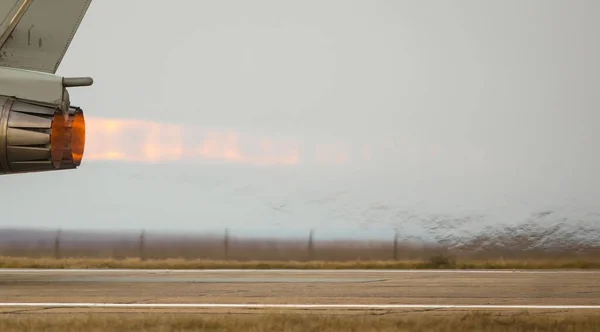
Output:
(1, 256), (600, 269)
(1, 312), (599, 332)
(1, 229), (599, 269)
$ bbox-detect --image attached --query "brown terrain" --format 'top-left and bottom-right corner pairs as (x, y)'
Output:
(1, 269), (600, 331)
(1, 228), (600, 331)
(2, 312), (599, 332)
(1, 228), (599, 266)
(2, 269), (599, 306)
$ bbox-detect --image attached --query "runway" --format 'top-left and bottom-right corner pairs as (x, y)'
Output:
(1, 269), (599, 314)
(4, 268), (600, 274)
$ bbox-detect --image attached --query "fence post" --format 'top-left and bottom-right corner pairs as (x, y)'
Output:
(139, 229), (146, 261)
(393, 230), (398, 261)
(308, 229), (314, 260)
(54, 229), (62, 259)
(224, 228), (230, 259)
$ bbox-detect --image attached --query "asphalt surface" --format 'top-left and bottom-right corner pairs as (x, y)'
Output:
(1, 269), (599, 314)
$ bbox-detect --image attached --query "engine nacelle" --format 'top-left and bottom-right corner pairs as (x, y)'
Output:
(0, 97), (85, 174)
(0, 67), (91, 175)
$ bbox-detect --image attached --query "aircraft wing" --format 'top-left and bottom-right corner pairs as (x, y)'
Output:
(0, 0), (92, 74)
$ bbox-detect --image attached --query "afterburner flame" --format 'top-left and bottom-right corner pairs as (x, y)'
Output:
(84, 117), (301, 166)
(71, 110), (85, 166)
(50, 109), (86, 168)
(50, 113), (69, 167)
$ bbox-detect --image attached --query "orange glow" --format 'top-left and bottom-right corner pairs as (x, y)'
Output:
(50, 110), (86, 168)
(84, 117), (304, 166)
(71, 110), (85, 166)
(50, 113), (68, 167)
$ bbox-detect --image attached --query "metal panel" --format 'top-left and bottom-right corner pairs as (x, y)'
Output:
(0, 1), (23, 38)
(9, 160), (52, 172)
(0, 97), (12, 173)
(7, 145), (49, 161)
(0, 0), (31, 49)
(56, 160), (76, 170)
(0, 67), (64, 105)
(0, 0), (93, 73)
(8, 111), (51, 128)
(6, 127), (49, 146)
(12, 100), (55, 115)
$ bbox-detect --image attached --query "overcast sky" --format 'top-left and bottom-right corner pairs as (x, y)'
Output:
(1, 0), (599, 239)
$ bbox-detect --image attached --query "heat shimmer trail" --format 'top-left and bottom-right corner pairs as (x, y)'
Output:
(84, 117), (310, 166)
(82, 117), (456, 167)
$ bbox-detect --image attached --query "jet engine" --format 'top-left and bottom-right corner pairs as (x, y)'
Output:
(0, 97), (85, 174)
(0, 67), (91, 175)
